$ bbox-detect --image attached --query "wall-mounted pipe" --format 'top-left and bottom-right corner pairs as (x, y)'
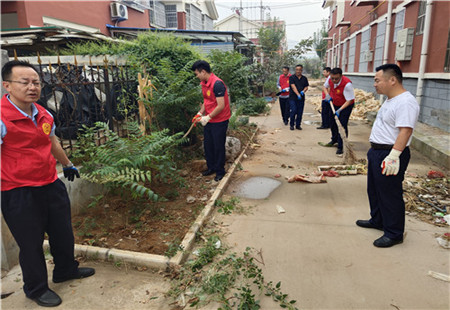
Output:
(416, 0), (434, 106)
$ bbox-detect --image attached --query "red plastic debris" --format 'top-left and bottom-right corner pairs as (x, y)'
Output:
(322, 170), (340, 177)
(427, 170), (445, 179)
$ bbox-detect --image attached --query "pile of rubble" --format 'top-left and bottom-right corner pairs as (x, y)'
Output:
(308, 88), (380, 121)
(403, 172), (449, 227)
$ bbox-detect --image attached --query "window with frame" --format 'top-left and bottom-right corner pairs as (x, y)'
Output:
(445, 29), (450, 72)
(359, 28), (371, 73)
(165, 4), (177, 28)
(188, 4), (202, 30)
(393, 8), (405, 42)
(416, 1), (426, 35)
(203, 14), (213, 31)
(348, 36), (356, 72)
(149, 0), (166, 28)
(342, 40), (348, 70)
(373, 20), (386, 70)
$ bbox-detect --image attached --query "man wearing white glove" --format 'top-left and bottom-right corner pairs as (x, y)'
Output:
(356, 64), (419, 248)
(192, 60), (231, 182)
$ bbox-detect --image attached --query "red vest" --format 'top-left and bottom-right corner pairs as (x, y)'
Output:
(330, 75), (352, 107)
(279, 73), (291, 96)
(1, 95), (57, 191)
(201, 73), (231, 123)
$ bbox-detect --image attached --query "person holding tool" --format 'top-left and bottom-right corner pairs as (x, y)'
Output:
(317, 67), (331, 129)
(277, 66), (291, 125)
(191, 60), (230, 182)
(1, 60), (95, 307)
(356, 64), (419, 248)
(288, 64), (309, 131)
(322, 67), (355, 156)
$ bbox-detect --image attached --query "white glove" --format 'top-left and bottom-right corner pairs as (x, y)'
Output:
(381, 148), (402, 176)
(200, 115), (211, 126)
(325, 94), (331, 101)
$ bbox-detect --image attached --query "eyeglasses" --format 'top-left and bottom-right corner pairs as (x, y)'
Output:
(5, 80), (42, 88)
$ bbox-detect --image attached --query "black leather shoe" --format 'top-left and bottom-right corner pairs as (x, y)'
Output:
(290, 126), (294, 130)
(53, 267), (95, 283)
(373, 236), (403, 248)
(201, 169), (215, 176)
(31, 289), (62, 307)
(356, 220), (383, 231)
(283, 121), (288, 125)
(316, 126), (329, 129)
(296, 126), (302, 130)
(336, 149), (343, 155)
(214, 175), (224, 182)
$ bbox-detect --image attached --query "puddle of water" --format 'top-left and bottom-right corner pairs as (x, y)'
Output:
(234, 177), (281, 199)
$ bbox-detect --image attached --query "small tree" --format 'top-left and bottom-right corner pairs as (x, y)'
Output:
(313, 20), (329, 63)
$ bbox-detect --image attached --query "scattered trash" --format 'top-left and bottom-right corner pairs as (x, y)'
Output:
(444, 214), (450, 225)
(436, 233), (450, 249)
(427, 271), (450, 282)
(186, 195), (196, 204)
(404, 174), (449, 226)
(322, 170), (340, 177)
(276, 205), (286, 214)
(243, 154), (248, 159)
(427, 170), (445, 179)
(214, 240), (221, 249)
(288, 174), (326, 183)
(310, 88), (381, 121)
(274, 174), (281, 178)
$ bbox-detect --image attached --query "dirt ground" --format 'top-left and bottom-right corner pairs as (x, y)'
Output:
(71, 127), (254, 255)
(2, 83), (449, 309)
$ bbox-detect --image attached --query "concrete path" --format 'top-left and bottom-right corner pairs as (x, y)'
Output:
(220, 91), (450, 309)
(1, 88), (449, 310)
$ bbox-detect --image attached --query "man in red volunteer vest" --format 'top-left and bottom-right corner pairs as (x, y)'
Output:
(276, 66), (291, 125)
(322, 67), (355, 156)
(191, 60), (231, 182)
(1, 60), (94, 307)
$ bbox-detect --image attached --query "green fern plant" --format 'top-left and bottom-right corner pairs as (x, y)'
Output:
(73, 122), (186, 201)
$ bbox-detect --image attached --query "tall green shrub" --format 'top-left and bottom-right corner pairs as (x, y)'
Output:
(207, 50), (253, 104)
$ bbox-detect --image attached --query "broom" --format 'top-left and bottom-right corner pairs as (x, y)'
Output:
(329, 101), (357, 164)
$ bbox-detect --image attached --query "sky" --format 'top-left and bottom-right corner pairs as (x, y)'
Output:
(215, 0), (330, 51)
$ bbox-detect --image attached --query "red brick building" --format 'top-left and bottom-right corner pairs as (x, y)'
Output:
(323, 0), (450, 132)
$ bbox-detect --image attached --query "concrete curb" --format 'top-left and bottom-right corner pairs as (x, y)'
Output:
(44, 129), (257, 269)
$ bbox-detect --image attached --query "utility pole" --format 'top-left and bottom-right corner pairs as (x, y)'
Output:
(231, 0), (243, 33)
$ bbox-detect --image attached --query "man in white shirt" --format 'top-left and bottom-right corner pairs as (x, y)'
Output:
(356, 64), (419, 248)
(322, 68), (355, 156)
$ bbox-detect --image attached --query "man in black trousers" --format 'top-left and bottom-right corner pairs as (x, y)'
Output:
(1, 60), (95, 307)
(356, 64), (419, 247)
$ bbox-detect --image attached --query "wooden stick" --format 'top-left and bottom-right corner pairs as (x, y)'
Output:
(329, 101), (357, 164)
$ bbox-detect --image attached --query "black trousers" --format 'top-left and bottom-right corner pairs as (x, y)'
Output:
(1, 179), (79, 298)
(321, 99), (331, 128)
(279, 97), (290, 123)
(367, 147), (410, 240)
(289, 97), (305, 127)
(329, 103), (354, 151)
(203, 120), (229, 177)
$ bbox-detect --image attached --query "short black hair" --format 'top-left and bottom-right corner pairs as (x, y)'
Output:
(323, 67), (331, 72)
(330, 67), (342, 75)
(375, 64), (403, 83)
(2, 60), (39, 81)
(295, 64), (303, 68)
(282, 66), (289, 70)
(191, 60), (211, 73)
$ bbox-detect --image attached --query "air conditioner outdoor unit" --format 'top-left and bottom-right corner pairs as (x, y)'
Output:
(364, 50), (373, 62)
(110, 2), (128, 20)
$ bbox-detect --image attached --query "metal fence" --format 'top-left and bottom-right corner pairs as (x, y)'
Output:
(17, 54), (138, 152)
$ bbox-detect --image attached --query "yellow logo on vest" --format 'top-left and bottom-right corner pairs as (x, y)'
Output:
(42, 123), (51, 135)
(336, 89), (341, 94)
(207, 90), (211, 97)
